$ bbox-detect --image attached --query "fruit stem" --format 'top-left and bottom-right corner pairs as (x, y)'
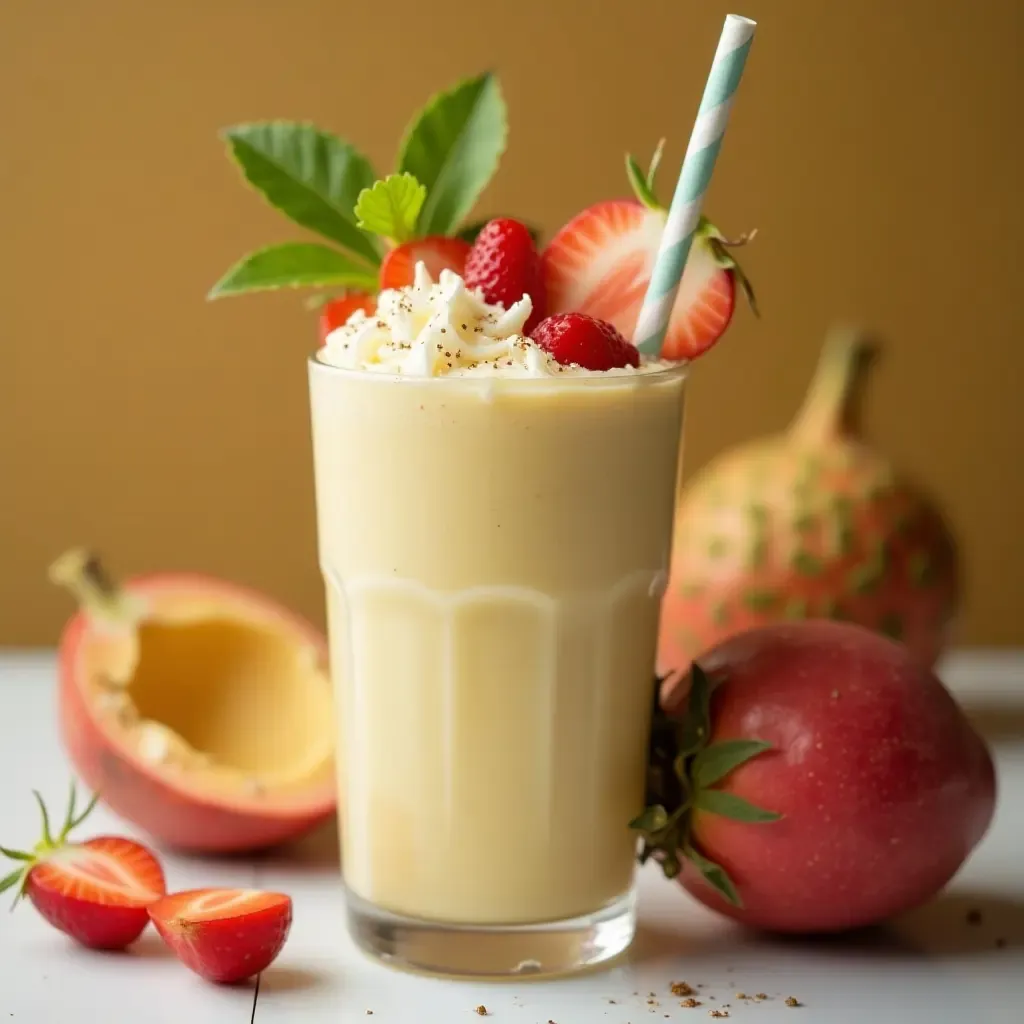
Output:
(48, 548), (138, 624)
(790, 325), (878, 444)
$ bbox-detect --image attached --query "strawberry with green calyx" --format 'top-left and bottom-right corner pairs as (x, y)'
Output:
(541, 139), (757, 361)
(210, 73), (509, 318)
(1, 782), (166, 949)
(631, 665), (780, 906)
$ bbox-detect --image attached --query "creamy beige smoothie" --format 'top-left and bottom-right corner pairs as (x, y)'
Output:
(309, 265), (686, 927)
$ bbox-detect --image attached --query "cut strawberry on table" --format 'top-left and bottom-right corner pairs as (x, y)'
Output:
(148, 888), (293, 983)
(531, 312), (640, 371)
(318, 291), (376, 346)
(1, 784), (166, 950)
(379, 236), (472, 291)
(540, 142), (756, 361)
(463, 218), (546, 333)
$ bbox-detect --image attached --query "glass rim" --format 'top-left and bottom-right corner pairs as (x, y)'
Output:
(306, 352), (689, 388)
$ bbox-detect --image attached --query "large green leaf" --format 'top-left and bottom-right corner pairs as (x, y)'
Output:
(397, 72), (508, 237)
(208, 243), (377, 299)
(222, 123), (381, 266)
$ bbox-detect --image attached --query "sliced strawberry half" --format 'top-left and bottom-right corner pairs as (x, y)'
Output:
(1, 785), (166, 949)
(148, 888), (292, 983)
(318, 291), (376, 346)
(540, 145), (756, 361)
(379, 236), (471, 291)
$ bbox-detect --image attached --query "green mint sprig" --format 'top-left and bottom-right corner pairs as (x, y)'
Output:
(354, 173), (427, 244)
(630, 664), (781, 907)
(209, 71), (509, 301)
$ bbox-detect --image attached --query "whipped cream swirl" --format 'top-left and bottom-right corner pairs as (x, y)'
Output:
(318, 262), (568, 378)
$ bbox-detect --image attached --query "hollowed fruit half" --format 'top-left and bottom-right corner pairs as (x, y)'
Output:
(51, 549), (335, 854)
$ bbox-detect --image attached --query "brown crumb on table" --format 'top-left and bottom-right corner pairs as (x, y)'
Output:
(785, 996), (802, 1007)
(966, 909), (983, 925)
(681, 999), (702, 1008)
(671, 982), (695, 996)
(735, 993), (747, 999)
(755, 993), (769, 1000)
(475, 1007), (489, 1016)
(709, 1012), (730, 1019)
(647, 998), (659, 1006)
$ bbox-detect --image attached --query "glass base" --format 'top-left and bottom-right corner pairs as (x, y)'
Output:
(344, 886), (637, 979)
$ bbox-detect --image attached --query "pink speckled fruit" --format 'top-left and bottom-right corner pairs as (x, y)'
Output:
(658, 326), (960, 677)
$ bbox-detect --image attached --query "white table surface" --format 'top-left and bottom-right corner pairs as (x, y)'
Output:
(1, 649), (1022, 1023)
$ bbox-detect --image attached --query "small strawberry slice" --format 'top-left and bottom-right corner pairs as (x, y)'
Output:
(1, 785), (166, 949)
(463, 218), (546, 332)
(378, 236), (471, 291)
(318, 291), (376, 346)
(148, 888), (292, 983)
(531, 312), (640, 371)
(540, 144), (755, 361)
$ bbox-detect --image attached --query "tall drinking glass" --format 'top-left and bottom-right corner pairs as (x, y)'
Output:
(308, 358), (686, 977)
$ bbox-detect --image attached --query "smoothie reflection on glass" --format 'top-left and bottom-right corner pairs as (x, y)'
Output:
(309, 264), (686, 977)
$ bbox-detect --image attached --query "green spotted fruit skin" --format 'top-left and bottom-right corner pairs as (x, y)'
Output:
(657, 430), (959, 678)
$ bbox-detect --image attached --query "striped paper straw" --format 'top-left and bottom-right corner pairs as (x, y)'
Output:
(634, 14), (756, 357)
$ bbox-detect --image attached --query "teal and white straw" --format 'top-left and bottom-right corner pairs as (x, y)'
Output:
(634, 14), (757, 357)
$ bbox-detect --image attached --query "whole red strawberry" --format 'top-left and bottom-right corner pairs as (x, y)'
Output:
(531, 312), (640, 371)
(464, 218), (545, 332)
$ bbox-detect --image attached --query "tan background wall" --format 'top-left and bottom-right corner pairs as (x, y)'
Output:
(2, 0), (1021, 646)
